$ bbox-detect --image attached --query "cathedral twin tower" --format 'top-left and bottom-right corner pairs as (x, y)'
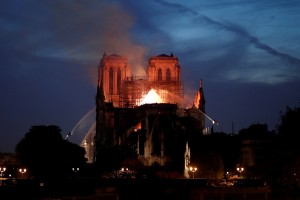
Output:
(99, 52), (183, 108)
(93, 52), (206, 172)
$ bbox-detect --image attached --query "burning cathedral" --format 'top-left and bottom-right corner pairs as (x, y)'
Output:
(82, 52), (206, 177)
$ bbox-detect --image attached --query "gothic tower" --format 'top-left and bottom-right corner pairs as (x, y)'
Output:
(147, 54), (183, 106)
(147, 53), (180, 82)
(95, 55), (117, 163)
(99, 53), (130, 107)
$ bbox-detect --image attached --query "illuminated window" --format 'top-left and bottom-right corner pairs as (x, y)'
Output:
(158, 68), (162, 81)
(166, 68), (171, 81)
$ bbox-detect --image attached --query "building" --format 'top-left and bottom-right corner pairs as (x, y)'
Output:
(84, 53), (206, 177)
(99, 53), (183, 107)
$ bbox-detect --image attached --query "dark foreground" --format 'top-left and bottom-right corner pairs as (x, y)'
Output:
(0, 178), (298, 200)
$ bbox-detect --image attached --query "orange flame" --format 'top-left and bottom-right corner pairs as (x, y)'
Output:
(139, 89), (163, 105)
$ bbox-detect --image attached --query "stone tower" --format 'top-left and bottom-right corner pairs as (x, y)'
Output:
(147, 54), (183, 106)
(99, 53), (130, 107)
(147, 53), (180, 82)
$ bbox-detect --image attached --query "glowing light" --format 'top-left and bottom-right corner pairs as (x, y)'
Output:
(139, 89), (163, 105)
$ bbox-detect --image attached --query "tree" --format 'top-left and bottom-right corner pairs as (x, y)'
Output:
(277, 106), (300, 137)
(274, 106), (300, 181)
(15, 125), (87, 179)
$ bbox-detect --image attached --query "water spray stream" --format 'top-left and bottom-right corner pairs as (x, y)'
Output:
(65, 108), (96, 140)
(196, 108), (223, 133)
(197, 109), (218, 125)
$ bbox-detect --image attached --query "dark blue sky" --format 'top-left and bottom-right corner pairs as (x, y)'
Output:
(1, 0), (300, 152)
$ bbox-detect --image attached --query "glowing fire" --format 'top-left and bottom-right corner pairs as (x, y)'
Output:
(139, 89), (163, 105)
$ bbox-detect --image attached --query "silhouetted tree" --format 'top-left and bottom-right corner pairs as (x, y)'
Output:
(274, 106), (300, 182)
(15, 125), (87, 179)
(277, 106), (300, 137)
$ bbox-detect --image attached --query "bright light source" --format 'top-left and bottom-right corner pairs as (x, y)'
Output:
(139, 89), (163, 105)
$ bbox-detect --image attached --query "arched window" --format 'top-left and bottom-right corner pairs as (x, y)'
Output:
(117, 68), (121, 94)
(109, 67), (113, 95)
(166, 68), (171, 81)
(158, 68), (162, 81)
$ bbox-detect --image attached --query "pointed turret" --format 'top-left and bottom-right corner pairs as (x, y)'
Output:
(193, 79), (206, 113)
(198, 79), (206, 113)
(184, 141), (191, 178)
(96, 67), (105, 109)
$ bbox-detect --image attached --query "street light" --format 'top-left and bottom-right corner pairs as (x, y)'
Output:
(236, 167), (244, 177)
(72, 167), (80, 173)
(189, 166), (197, 179)
(19, 168), (27, 179)
(118, 167), (132, 178)
(225, 171), (230, 179)
(0, 167), (6, 178)
(121, 167), (129, 172)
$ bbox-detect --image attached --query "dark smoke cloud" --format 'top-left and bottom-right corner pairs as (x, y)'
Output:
(154, 0), (300, 67)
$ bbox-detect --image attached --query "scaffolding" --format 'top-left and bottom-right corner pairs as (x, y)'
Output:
(119, 76), (149, 108)
(119, 75), (184, 108)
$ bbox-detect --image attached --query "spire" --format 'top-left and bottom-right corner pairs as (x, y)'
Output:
(198, 78), (206, 113)
(96, 67), (105, 109)
(193, 78), (206, 112)
(103, 51), (107, 58)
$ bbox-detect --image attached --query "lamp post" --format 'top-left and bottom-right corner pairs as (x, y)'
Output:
(225, 171), (230, 180)
(189, 166), (197, 179)
(118, 167), (135, 178)
(236, 167), (244, 178)
(72, 167), (80, 173)
(19, 168), (27, 179)
(0, 167), (6, 178)
(120, 167), (129, 178)
(121, 167), (129, 172)
(72, 167), (80, 177)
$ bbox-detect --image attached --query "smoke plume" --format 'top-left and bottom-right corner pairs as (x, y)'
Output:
(46, 1), (148, 86)
(97, 3), (148, 76)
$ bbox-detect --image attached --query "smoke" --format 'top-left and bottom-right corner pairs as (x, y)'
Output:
(154, 0), (300, 67)
(97, 3), (148, 77)
(43, 1), (148, 86)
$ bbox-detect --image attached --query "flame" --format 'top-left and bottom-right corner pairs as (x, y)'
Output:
(139, 89), (163, 105)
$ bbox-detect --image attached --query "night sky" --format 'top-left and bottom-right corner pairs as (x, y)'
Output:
(1, 0), (300, 153)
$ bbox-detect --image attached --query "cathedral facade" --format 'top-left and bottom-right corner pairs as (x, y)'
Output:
(89, 53), (206, 177)
(99, 53), (183, 107)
